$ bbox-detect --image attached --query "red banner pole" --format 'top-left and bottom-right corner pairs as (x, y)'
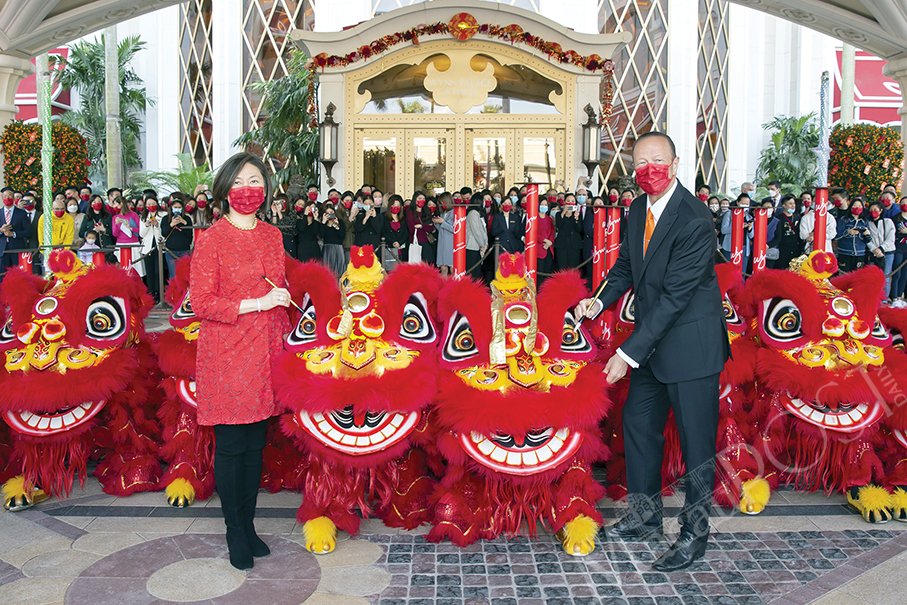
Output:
(731, 208), (744, 274)
(605, 207), (621, 272)
(453, 204), (467, 279)
(92, 251), (106, 267)
(18, 252), (32, 272)
(119, 246), (133, 273)
(753, 208), (768, 272)
(525, 184), (538, 284)
(592, 207), (606, 289)
(814, 187), (828, 252)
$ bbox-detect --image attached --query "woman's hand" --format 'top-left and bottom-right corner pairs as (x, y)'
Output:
(260, 287), (291, 311)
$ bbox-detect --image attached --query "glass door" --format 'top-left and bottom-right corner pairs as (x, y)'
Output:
(354, 129), (403, 195)
(516, 129), (565, 189)
(465, 129), (514, 194)
(404, 129), (454, 197)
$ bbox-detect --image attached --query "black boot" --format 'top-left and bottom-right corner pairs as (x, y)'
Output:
(242, 435), (270, 558)
(214, 435), (253, 571)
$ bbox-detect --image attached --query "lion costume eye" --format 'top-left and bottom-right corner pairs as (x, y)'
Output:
(443, 313), (478, 362)
(619, 292), (635, 324)
(399, 293), (435, 343)
(872, 317), (889, 340)
(723, 295), (742, 325)
(173, 292), (195, 321)
(288, 295), (317, 346)
(86, 297), (126, 340)
(561, 312), (591, 353)
(764, 298), (803, 342)
(0, 313), (14, 344)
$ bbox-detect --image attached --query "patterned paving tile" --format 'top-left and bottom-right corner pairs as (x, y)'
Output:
(359, 529), (902, 605)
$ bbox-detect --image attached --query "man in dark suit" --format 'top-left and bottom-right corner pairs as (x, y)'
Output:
(20, 193), (43, 275)
(575, 132), (730, 572)
(0, 189), (30, 281)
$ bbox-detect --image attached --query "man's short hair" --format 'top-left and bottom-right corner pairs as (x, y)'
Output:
(768, 180), (782, 189)
(635, 131), (676, 159)
(698, 185), (711, 193)
(107, 187), (122, 197)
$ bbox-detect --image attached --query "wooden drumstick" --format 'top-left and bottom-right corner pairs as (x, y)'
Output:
(262, 275), (302, 312)
(580, 279), (608, 323)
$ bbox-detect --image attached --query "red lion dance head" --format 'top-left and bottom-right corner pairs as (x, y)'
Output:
(428, 254), (610, 555)
(0, 250), (161, 510)
(274, 247), (444, 553)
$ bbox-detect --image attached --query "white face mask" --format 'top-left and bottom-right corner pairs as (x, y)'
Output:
(67, 204), (79, 213)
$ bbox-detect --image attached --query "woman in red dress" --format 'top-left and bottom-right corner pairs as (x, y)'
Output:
(189, 152), (291, 570)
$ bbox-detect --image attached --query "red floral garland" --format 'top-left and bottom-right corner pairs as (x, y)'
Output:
(309, 21), (615, 74)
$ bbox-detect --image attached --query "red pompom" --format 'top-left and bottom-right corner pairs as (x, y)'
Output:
(350, 245), (375, 268)
(47, 249), (78, 275)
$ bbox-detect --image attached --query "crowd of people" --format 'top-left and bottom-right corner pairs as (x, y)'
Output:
(2, 176), (905, 301)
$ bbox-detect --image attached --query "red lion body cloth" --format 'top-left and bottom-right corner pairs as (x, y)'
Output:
(0, 250), (162, 510)
(274, 246), (444, 553)
(428, 254), (610, 556)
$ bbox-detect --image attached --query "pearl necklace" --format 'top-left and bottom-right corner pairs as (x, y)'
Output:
(225, 214), (257, 231)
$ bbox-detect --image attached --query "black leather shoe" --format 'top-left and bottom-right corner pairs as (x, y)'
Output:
(652, 532), (708, 571)
(600, 514), (664, 542)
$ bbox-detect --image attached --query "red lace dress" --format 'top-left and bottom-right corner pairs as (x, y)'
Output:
(189, 218), (290, 426)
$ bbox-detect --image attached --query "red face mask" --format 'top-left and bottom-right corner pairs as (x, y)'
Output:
(698, 193), (708, 201)
(329, 195), (339, 203)
(502, 203), (512, 212)
(621, 197), (632, 207)
(91, 201), (103, 212)
(484, 199), (492, 208)
(901, 204), (907, 213)
(635, 162), (673, 196)
(295, 203), (305, 212)
(391, 205), (401, 213)
(147, 203), (158, 212)
(547, 196), (557, 204)
(851, 207), (862, 216)
(197, 199), (207, 209)
(80, 194), (90, 202)
(871, 209), (882, 219)
(186, 205), (196, 213)
(2, 197), (13, 207)
(608, 194), (618, 203)
(23, 202), (35, 211)
(833, 199), (843, 207)
(53, 209), (65, 218)
(308, 192), (318, 201)
(416, 199), (425, 208)
(441, 202), (449, 210)
(342, 200), (353, 209)
(881, 198), (891, 207)
(108, 205), (120, 215)
(801, 201), (811, 209)
(427, 205), (436, 212)
(229, 186), (265, 215)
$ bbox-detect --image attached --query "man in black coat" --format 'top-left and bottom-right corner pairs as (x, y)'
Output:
(490, 205), (524, 253)
(0, 191), (30, 281)
(20, 194), (43, 275)
(575, 132), (730, 572)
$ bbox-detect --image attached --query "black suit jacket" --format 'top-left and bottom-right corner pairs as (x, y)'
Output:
(490, 212), (524, 253)
(595, 182), (730, 383)
(0, 207), (29, 253)
(25, 210), (42, 249)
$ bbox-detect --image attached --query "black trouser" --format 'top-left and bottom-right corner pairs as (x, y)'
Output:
(556, 247), (581, 271)
(213, 420), (268, 537)
(145, 250), (160, 298)
(623, 363), (720, 539)
(838, 253), (863, 272)
(465, 249), (481, 280)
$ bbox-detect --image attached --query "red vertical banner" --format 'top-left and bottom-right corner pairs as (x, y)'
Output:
(18, 252), (32, 272)
(119, 246), (133, 273)
(605, 207), (621, 272)
(731, 208), (745, 273)
(753, 208), (768, 272)
(453, 204), (467, 279)
(92, 251), (106, 267)
(524, 184), (538, 284)
(814, 187), (828, 252)
(592, 207), (606, 289)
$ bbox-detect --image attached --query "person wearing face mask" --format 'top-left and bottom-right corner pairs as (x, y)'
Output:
(582, 196), (606, 276)
(891, 201), (907, 300)
(318, 201), (346, 276)
(464, 192), (489, 281)
(554, 192), (583, 270)
(880, 191), (899, 220)
(37, 199), (75, 253)
(761, 180), (782, 208)
(0, 186), (29, 281)
(720, 194), (754, 270)
(505, 187), (521, 212)
(77, 229), (101, 264)
(416, 197), (439, 265)
(305, 184), (319, 206)
(79, 195), (113, 254)
(162, 198), (194, 281)
(831, 191), (850, 222)
(798, 191), (812, 215)
(574, 187), (589, 218)
(758, 199), (781, 269)
(573, 131), (729, 573)
(834, 198), (871, 272)
(139, 195), (167, 301)
(490, 191), (525, 254)
(371, 188), (384, 211)
(435, 192), (456, 276)
(770, 195), (803, 270)
(353, 194), (384, 248)
(266, 196), (296, 257)
(295, 199), (322, 262)
(799, 193), (836, 255)
(66, 196), (86, 251)
(381, 194), (409, 269)
(697, 185), (711, 203)
(189, 152), (291, 572)
(110, 195), (145, 277)
(334, 191), (356, 261)
(78, 186), (93, 213)
(534, 193), (555, 286)
(866, 201), (895, 297)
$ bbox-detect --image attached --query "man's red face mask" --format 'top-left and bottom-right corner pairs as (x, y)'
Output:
(635, 161), (674, 196)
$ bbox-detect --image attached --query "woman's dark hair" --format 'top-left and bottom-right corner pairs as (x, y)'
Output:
(469, 192), (485, 215)
(212, 152), (271, 214)
(385, 194), (404, 221)
(507, 187), (520, 199)
(320, 200), (336, 220)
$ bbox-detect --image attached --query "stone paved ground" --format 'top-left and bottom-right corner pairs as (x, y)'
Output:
(0, 475), (904, 605)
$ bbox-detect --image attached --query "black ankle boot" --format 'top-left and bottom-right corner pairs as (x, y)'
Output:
(245, 522), (270, 558)
(226, 527), (253, 570)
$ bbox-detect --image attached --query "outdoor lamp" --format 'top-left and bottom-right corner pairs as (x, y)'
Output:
(581, 103), (601, 178)
(319, 102), (339, 187)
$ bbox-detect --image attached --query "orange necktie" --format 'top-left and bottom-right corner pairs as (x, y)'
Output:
(643, 208), (655, 255)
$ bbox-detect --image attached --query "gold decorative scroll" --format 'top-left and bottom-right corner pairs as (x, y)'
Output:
(424, 51), (497, 114)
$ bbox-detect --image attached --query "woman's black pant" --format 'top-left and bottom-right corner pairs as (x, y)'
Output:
(213, 420), (268, 539)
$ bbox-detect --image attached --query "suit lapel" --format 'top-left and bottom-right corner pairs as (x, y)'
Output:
(639, 189), (682, 278)
(630, 200), (644, 280)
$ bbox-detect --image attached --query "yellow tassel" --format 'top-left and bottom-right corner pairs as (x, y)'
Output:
(303, 516), (337, 554)
(847, 485), (893, 524)
(739, 477), (771, 515)
(164, 478), (195, 507)
(1, 475), (27, 501)
(557, 514), (598, 557)
(890, 487), (907, 522)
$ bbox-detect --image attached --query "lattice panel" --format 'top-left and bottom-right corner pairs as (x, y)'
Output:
(596, 0), (670, 194)
(696, 0), (729, 191)
(178, 0), (214, 166)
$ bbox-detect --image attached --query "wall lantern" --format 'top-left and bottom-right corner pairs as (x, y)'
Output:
(581, 103), (601, 178)
(319, 102), (339, 187)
